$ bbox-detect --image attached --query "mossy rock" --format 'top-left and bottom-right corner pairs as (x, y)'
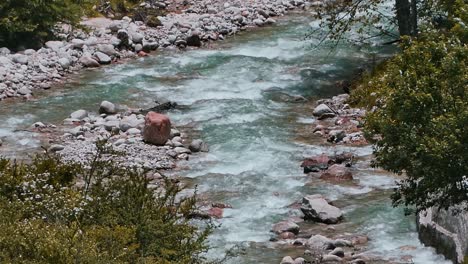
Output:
(146, 15), (162, 27)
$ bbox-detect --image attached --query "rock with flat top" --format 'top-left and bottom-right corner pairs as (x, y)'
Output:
(301, 195), (343, 224)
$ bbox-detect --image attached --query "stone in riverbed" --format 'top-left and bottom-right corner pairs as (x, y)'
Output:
(271, 221), (300, 235)
(70, 109), (88, 120)
(280, 256), (294, 264)
(301, 195), (343, 224)
(97, 44), (117, 56)
(12, 54), (29, 65)
(313, 103), (334, 117)
(94, 52), (112, 65)
(305, 234), (335, 250)
(58, 58), (71, 69)
(301, 154), (329, 173)
(17, 87), (32, 95)
(189, 139), (209, 152)
(48, 144), (65, 152)
(99, 101), (117, 115)
(328, 130), (346, 143)
(0, 47), (11, 55)
(143, 111), (171, 145)
(320, 164), (353, 182)
(45, 41), (64, 51)
(79, 56), (100, 67)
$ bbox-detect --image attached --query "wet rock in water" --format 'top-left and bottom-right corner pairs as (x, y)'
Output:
(327, 130), (346, 143)
(313, 103), (334, 117)
(320, 164), (353, 182)
(186, 30), (202, 47)
(207, 207), (223, 218)
(279, 231), (296, 239)
(330, 247), (345, 258)
(79, 56), (100, 68)
(301, 154), (329, 173)
(70, 109), (88, 120)
(189, 139), (209, 152)
(145, 100), (178, 113)
(170, 129), (181, 138)
(99, 101), (117, 115)
(318, 112), (336, 120)
(322, 254), (342, 262)
(305, 234), (335, 250)
(280, 256), (294, 264)
(48, 144), (65, 152)
(301, 195), (343, 224)
(174, 147), (191, 154)
(143, 111), (171, 145)
(271, 220), (300, 235)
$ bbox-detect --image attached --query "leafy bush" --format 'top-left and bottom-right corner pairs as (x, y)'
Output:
(0, 141), (213, 263)
(351, 33), (467, 213)
(0, 0), (93, 48)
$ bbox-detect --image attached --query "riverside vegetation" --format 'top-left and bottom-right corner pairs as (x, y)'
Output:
(0, 140), (213, 263)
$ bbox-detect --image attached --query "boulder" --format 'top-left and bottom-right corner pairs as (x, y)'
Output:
(17, 87), (32, 95)
(99, 101), (117, 115)
(305, 235), (335, 250)
(45, 41), (64, 51)
(207, 207), (223, 218)
(186, 34), (201, 47)
(301, 195), (343, 224)
(79, 56), (100, 67)
(142, 112), (171, 145)
(280, 256), (294, 264)
(58, 58), (71, 69)
(418, 206), (468, 264)
(320, 164), (353, 182)
(97, 44), (117, 56)
(0, 47), (11, 55)
(313, 104), (334, 117)
(328, 130), (346, 143)
(271, 221), (300, 235)
(70, 109), (88, 120)
(301, 154), (329, 173)
(48, 144), (65, 152)
(189, 139), (209, 152)
(12, 54), (29, 65)
(330, 247), (345, 257)
(131, 32), (144, 43)
(94, 52), (112, 65)
(71, 39), (85, 49)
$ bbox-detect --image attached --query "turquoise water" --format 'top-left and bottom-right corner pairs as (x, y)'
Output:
(0, 14), (450, 264)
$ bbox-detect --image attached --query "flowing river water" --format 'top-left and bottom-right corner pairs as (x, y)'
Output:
(0, 13), (451, 264)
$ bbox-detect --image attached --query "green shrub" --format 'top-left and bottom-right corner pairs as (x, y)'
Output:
(0, 141), (213, 263)
(351, 33), (467, 213)
(0, 0), (94, 48)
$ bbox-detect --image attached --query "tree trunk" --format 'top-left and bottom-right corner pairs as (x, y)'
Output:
(395, 0), (412, 36)
(410, 0), (418, 36)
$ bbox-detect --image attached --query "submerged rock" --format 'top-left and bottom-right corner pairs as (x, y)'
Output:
(189, 139), (209, 152)
(320, 164), (353, 182)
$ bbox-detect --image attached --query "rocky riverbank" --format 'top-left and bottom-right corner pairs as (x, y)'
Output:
(31, 100), (208, 173)
(272, 94), (437, 264)
(0, 0), (314, 101)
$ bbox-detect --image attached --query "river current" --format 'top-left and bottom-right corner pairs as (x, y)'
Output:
(0, 13), (450, 264)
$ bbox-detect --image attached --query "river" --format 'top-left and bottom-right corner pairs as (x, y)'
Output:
(0, 13), (450, 264)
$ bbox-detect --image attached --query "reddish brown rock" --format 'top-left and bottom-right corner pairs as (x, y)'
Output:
(301, 154), (330, 173)
(279, 232), (296, 239)
(143, 112), (171, 145)
(207, 207), (223, 219)
(320, 164), (353, 182)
